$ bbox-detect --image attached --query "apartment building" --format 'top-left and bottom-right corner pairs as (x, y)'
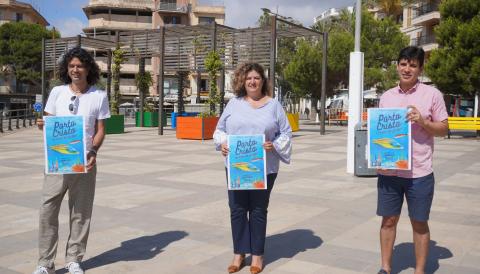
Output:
(83, 0), (225, 103)
(0, 0), (49, 112)
(0, 0), (48, 26)
(313, 6), (354, 25)
(83, 0), (155, 99)
(401, 0), (440, 59)
(152, 0), (225, 103)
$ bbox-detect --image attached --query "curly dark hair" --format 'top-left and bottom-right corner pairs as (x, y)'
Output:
(232, 62), (271, 97)
(58, 47), (100, 85)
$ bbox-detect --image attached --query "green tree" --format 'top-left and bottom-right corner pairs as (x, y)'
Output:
(425, 0), (480, 97)
(111, 46), (126, 115)
(312, 8), (407, 93)
(204, 50), (223, 114)
(0, 22), (59, 89)
(283, 40), (323, 118)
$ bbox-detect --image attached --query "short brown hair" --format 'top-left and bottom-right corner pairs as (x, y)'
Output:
(232, 62), (271, 97)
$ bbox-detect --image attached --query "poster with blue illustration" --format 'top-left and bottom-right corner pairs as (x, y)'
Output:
(227, 135), (267, 190)
(367, 108), (411, 170)
(43, 116), (87, 174)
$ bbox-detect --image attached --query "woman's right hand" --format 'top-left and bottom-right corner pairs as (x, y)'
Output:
(37, 118), (44, 130)
(221, 143), (229, 156)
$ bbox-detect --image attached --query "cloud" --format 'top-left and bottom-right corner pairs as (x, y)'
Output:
(224, 0), (355, 28)
(55, 17), (86, 37)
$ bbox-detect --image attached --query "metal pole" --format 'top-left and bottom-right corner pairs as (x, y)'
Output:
(77, 35), (82, 47)
(355, 0), (361, 52)
(320, 32), (328, 135)
(269, 15), (277, 97)
(158, 26), (165, 135)
(347, 0), (364, 174)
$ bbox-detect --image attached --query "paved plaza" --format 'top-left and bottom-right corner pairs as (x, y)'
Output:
(0, 123), (479, 274)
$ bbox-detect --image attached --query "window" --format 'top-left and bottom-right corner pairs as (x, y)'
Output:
(163, 15), (181, 24)
(16, 13), (23, 22)
(199, 16), (215, 25)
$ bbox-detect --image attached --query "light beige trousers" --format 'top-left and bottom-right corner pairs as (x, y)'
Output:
(38, 166), (96, 269)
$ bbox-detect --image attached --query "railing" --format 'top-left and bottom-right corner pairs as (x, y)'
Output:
(157, 1), (188, 12)
(411, 35), (436, 46)
(413, 2), (440, 18)
(0, 108), (37, 134)
(197, 0), (224, 6)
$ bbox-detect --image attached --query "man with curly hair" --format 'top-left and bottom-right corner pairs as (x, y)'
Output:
(33, 47), (110, 274)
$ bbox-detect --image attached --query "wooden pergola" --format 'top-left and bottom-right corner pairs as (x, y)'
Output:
(42, 16), (327, 135)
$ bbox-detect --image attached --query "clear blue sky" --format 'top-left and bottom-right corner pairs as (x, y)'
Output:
(27, 0), (355, 37)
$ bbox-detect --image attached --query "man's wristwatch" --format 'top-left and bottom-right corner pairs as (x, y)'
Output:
(89, 149), (97, 156)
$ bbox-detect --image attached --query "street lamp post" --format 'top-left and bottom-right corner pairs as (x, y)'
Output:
(347, 0), (364, 174)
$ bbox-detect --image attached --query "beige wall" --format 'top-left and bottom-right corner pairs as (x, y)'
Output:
(88, 0), (154, 10)
(88, 13), (152, 29)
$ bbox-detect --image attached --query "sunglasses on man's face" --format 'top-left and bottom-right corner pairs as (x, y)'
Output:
(69, 96), (77, 113)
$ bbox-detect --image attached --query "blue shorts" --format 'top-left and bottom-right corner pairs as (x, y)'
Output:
(377, 173), (435, 222)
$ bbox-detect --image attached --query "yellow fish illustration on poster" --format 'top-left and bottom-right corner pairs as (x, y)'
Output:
(232, 162), (260, 172)
(372, 138), (403, 149)
(49, 144), (79, 155)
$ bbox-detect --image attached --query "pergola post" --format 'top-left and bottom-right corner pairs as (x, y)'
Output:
(219, 68), (225, 115)
(196, 69), (202, 104)
(210, 22), (217, 113)
(106, 49), (112, 104)
(320, 32), (328, 135)
(158, 26), (165, 135)
(139, 57), (145, 127)
(41, 38), (46, 117)
(77, 35), (82, 47)
(177, 71), (185, 114)
(269, 15), (277, 97)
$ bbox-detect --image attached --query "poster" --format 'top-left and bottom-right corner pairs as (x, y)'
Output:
(367, 108), (411, 170)
(43, 116), (87, 174)
(227, 135), (267, 190)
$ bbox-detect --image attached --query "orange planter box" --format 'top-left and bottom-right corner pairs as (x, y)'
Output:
(176, 116), (219, 140)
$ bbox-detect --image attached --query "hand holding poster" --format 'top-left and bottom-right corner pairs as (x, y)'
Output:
(367, 108), (411, 170)
(227, 135), (267, 190)
(43, 116), (87, 174)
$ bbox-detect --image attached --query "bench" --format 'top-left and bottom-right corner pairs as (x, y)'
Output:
(447, 117), (480, 138)
(328, 111), (348, 125)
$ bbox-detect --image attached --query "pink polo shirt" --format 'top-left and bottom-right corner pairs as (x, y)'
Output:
(378, 82), (448, 178)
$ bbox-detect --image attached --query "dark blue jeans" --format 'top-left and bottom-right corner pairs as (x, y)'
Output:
(228, 173), (277, 255)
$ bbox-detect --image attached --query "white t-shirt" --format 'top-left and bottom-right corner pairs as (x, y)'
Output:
(44, 85), (111, 150)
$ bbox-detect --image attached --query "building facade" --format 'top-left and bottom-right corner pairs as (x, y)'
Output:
(401, 0), (440, 59)
(0, 0), (49, 113)
(83, 0), (225, 104)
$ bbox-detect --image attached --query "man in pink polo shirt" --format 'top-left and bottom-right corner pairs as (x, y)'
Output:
(376, 46), (449, 274)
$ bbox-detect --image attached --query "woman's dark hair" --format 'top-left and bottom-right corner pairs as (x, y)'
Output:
(232, 62), (271, 97)
(398, 46), (425, 68)
(59, 47), (100, 85)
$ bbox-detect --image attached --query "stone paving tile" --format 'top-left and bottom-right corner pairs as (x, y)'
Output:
(0, 124), (479, 273)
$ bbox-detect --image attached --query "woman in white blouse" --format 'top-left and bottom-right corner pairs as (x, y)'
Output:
(214, 63), (292, 274)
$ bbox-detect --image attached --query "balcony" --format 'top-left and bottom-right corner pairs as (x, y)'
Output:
(157, 1), (189, 13)
(412, 3), (440, 26)
(411, 35), (438, 52)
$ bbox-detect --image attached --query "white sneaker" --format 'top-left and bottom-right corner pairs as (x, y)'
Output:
(32, 266), (54, 274)
(65, 262), (84, 274)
